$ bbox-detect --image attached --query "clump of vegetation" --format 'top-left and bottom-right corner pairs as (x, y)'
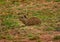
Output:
(5, 34), (14, 40)
(55, 27), (60, 31)
(2, 14), (20, 28)
(27, 34), (39, 40)
(37, 40), (41, 42)
(53, 35), (60, 40)
(0, 33), (14, 40)
(44, 27), (55, 31)
(46, 0), (52, 2)
(54, 0), (60, 2)
(0, 34), (3, 39)
(0, 0), (6, 4)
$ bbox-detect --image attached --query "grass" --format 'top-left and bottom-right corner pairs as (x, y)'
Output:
(0, 34), (3, 39)
(2, 14), (20, 28)
(44, 27), (55, 31)
(5, 34), (14, 40)
(30, 9), (56, 22)
(54, 0), (60, 2)
(27, 33), (41, 42)
(46, 0), (52, 2)
(0, 0), (60, 42)
(55, 27), (60, 31)
(0, 33), (13, 40)
(37, 40), (41, 42)
(11, 0), (20, 6)
(0, 0), (6, 4)
(53, 35), (60, 40)
(27, 34), (39, 40)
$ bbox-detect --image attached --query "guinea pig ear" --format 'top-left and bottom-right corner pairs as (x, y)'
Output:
(24, 15), (27, 18)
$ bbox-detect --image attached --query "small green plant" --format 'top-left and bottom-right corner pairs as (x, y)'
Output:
(5, 34), (13, 40)
(3, 19), (19, 28)
(53, 35), (60, 40)
(11, 1), (19, 6)
(0, 33), (6, 39)
(54, 0), (60, 2)
(0, 34), (3, 39)
(37, 39), (41, 42)
(0, 0), (6, 4)
(45, 27), (55, 31)
(27, 34), (39, 40)
(3, 14), (20, 28)
(46, 0), (52, 2)
(55, 27), (60, 31)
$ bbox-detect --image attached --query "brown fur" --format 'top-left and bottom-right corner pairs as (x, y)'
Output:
(19, 15), (41, 26)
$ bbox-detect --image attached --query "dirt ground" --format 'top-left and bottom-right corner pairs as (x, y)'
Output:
(0, 0), (60, 42)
